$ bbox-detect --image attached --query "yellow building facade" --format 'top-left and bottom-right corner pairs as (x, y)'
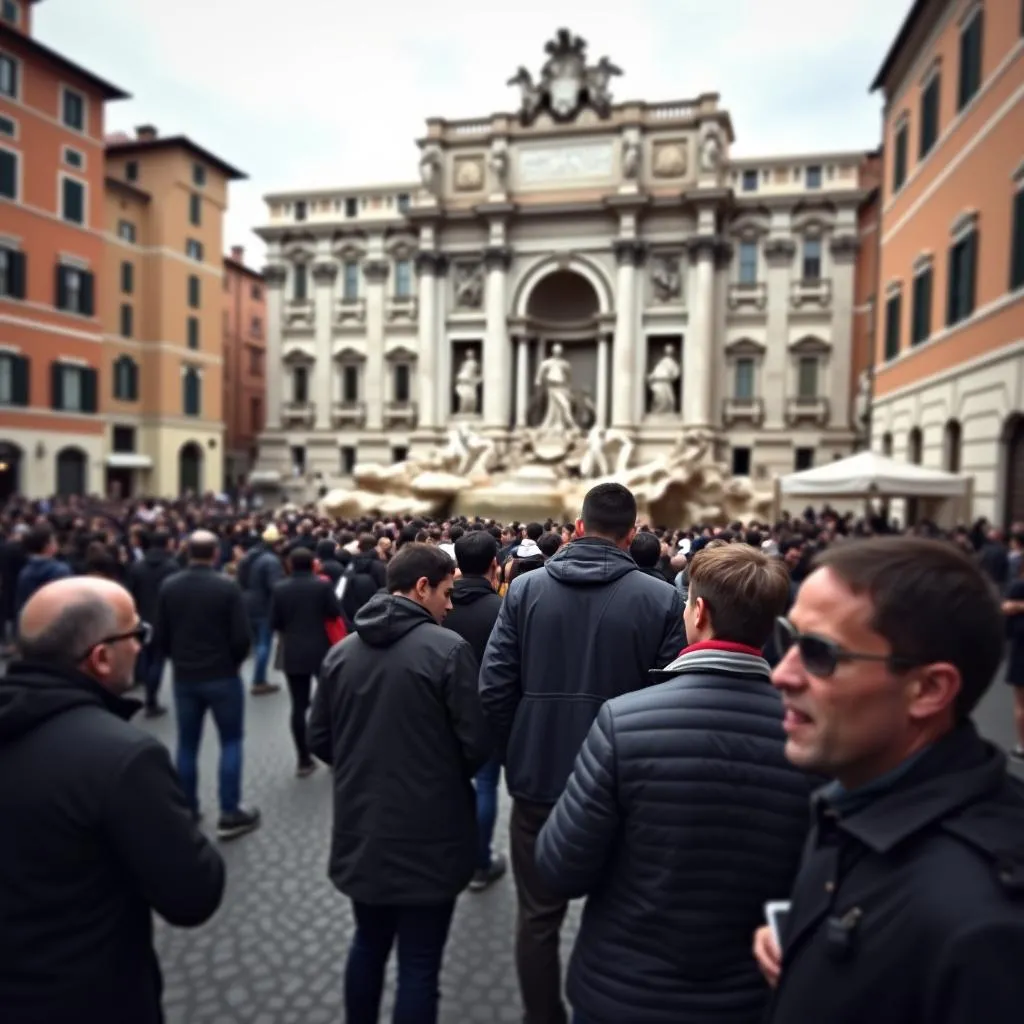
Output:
(100, 126), (245, 496)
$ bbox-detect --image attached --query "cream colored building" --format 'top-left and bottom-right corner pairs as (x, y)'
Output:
(253, 32), (872, 499)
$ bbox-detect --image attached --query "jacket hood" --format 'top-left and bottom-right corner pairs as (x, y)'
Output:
(0, 661), (140, 743)
(451, 576), (498, 606)
(352, 552), (381, 574)
(543, 536), (637, 587)
(353, 593), (436, 648)
(143, 548), (171, 567)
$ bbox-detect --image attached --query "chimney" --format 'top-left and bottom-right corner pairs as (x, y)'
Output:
(231, 245), (245, 263)
(135, 125), (158, 142)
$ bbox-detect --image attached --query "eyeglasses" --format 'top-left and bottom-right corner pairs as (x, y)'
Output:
(773, 617), (917, 679)
(77, 621), (152, 662)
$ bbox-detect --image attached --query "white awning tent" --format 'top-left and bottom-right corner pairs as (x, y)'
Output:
(774, 450), (972, 523)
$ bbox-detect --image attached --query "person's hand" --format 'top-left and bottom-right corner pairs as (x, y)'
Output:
(753, 925), (781, 988)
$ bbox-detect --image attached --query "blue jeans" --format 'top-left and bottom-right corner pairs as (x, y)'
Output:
(250, 617), (271, 685)
(474, 756), (501, 870)
(173, 677), (244, 816)
(345, 900), (456, 1024)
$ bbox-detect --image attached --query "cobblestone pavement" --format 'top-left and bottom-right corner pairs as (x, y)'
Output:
(139, 662), (579, 1024)
(137, 660), (1019, 1023)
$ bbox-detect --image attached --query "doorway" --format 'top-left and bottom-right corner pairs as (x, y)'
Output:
(179, 441), (203, 495)
(1003, 415), (1024, 528)
(55, 447), (87, 496)
(0, 442), (22, 501)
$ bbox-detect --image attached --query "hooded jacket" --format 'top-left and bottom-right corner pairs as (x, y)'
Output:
(14, 556), (72, 618)
(443, 575), (502, 667)
(126, 547), (180, 624)
(308, 593), (492, 904)
(0, 661), (225, 1024)
(479, 536), (686, 804)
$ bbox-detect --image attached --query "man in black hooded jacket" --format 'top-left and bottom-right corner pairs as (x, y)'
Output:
(0, 576), (224, 1024)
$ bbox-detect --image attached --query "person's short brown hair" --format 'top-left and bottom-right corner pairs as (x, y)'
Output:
(688, 543), (791, 648)
(813, 537), (1003, 719)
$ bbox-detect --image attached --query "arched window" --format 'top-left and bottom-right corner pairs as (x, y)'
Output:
(113, 356), (139, 401)
(182, 367), (201, 416)
(943, 420), (962, 473)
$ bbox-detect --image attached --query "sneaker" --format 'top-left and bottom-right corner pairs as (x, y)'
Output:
(1011, 745), (1024, 762)
(144, 703), (168, 719)
(217, 806), (261, 841)
(469, 852), (507, 892)
(296, 761), (318, 778)
(250, 683), (280, 696)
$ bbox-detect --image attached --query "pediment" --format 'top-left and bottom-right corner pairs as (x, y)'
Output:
(333, 346), (366, 363)
(792, 201), (836, 235)
(789, 335), (831, 355)
(729, 206), (770, 239)
(282, 346), (315, 365)
(725, 337), (766, 357)
(385, 345), (418, 362)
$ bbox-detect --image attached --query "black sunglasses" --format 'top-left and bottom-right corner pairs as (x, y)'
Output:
(773, 617), (917, 679)
(78, 621), (152, 662)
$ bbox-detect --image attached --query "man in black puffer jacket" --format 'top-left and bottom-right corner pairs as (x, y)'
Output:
(536, 542), (816, 1024)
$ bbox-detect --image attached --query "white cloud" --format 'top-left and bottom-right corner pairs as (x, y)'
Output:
(37, 0), (911, 265)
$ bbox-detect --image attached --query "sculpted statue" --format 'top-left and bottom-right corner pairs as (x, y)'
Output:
(700, 131), (722, 174)
(453, 262), (483, 309)
(647, 343), (682, 415)
(621, 140), (640, 180)
(454, 350), (482, 415)
(507, 66), (542, 122)
(535, 343), (576, 433)
(854, 369), (871, 428)
(650, 255), (681, 304)
(436, 424), (496, 476)
(579, 426), (634, 479)
(419, 150), (442, 195)
(489, 148), (509, 190)
(586, 56), (623, 116)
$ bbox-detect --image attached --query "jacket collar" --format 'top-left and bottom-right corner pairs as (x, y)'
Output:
(650, 641), (772, 684)
(820, 722), (1007, 854)
(5, 659), (142, 722)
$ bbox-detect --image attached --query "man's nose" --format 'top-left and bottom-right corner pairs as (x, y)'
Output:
(771, 646), (803, 690)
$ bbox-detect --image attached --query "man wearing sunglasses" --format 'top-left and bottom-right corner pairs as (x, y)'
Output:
(0, 576), (225, 1024)
(756, 536), (1024, 1024)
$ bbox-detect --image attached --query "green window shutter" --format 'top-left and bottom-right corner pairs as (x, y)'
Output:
(12, 354), (29, 405)
(82, 367), (98, 413)
(51, 362), (64, 409)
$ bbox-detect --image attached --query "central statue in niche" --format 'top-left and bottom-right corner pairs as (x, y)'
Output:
(534, 343), (576, 432)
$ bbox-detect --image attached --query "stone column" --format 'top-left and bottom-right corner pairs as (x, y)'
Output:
(262, 265), (287, 430)
(762, 237), (796, 429)
(482, 246), (512, 429)
(596, 332), (610, 427)
(682, 237), (718, 428)
(611, 240), (643, 428)
(363, 258), (389, 431)
(514, 335), (530, 427)
(434, 256), (451, 422)
(312, 261), (337, 430)
(829, 234), (860, 434)
(415, 252), (439, 429)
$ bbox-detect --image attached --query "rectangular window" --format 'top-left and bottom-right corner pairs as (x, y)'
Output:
(911, 267), (933, 345)
(1011, 188), (1024, 292)
(186, 238), (203, 262)
(250, 396), (262, 432)
(293, 263), (308, 301)
(61, 88), (85, 131)
(54, 364), (93, 412)
(55, 265), (95, 316)
(343, 260), (359, 300)
(394, 259), (412, 298)
(805, 165), (823, 189)
(341, 445), (357, 475)
(345, 197), (358, 218)
(397, 193), (410, 213)
(291, 446), (307, 475)
(802, 238), (822, 281)
(731, 447), (751, 477)
(117, 219), (135, 243)
(794, 447), (815, 471)
(737, 241), (758, 285)
(0, 113), (14, 137)
(919, 74), (941, 159)
(251, 283), (262, 301)
(187, 274), (201, 308)
(293, 365), (309, 403)
(192, 162), (206, 187)
(892, 123), (908, 193)
(947, 229), (978, 325)
(394, 363), (411, 403)
(797, 357), (819, 398)
(189, 192), (202, 227)
(183, 368), (201, 416)
(249, 346), (263, 375)
(734, 358), (755, 400)
(62, 147), (84, 170)
(0, 146), (18, 199)
(119, 303), (133, 339)
(113, 358), (138, 401)
(958, 7), (984, 110)
(0, 54), (19, 99)
(112, 425), (136, 452)
(741, 169), (758, 192)
(121, 260), (134, 294)
(187, 315), (200, 349)
(0, 352), (28, 405)
(1, 1), (20, 26)
(294, 200), (307, 222)
(391, 445), (409, 465)
(250, 316), (262, 338)
(342, 364), (359, 403)
(61, 176), (85, 225)
(125, 160), (138, 182)
(884, 292), (902, 360)
(0, 245), (25, 298)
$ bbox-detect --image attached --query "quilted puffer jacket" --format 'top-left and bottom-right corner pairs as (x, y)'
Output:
(536, 643), (816, 1024)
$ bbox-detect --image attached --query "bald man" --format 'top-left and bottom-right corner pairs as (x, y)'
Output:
(154, 529), (259, 839)
(0, 576), (225, 1024)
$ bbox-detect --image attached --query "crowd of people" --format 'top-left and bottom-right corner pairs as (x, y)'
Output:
(0, 486), (1022, 1024)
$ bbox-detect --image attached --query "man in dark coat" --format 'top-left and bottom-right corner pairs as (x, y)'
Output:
(341, 533), (387, 623)
(236, 526), (284, 695)
(0, 576), (224, 1024)
(14, 523), (72, 620)
(479, 482), (686, 1024)
(629, 529), (675, 584)
(537, 543), (814, 1024)
(270, 546), (342, 776)
(126, 529), (179, 717)
(444, 529), (507, 891)
(756, 536), (1024, 1024)
(309, 543), (491, 1024)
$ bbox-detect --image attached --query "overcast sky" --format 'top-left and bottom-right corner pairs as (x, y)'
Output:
(38, 0), (911, 265)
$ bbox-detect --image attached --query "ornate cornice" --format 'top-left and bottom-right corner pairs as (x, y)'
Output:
(483, 245), (514, 272)
(613, 239), (647, 268)
(262, 264), (287, 286)
(414, 250), (443, 275)
(362, 259), (390, 282)
(311, 261), (338, 283)
(763, 238), (797, 265)
(829, 234), (860, 262)
(685, 235), (730, 264)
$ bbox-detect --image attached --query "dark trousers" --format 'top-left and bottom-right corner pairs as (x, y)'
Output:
(137, 644), (165, 708)
(344, 900), (456, 1024)
(285, 672), (314, 765)
(474, 755), (501, 870)
(173, 676), (244, 816)
(510, 799), (568, 1024)
(249, 617), (272, 685)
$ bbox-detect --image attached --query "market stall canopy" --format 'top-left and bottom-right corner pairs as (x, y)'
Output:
(779, 450), (970, 499)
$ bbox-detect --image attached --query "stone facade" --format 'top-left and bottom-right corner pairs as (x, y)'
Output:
(252, 31), (872, 499)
